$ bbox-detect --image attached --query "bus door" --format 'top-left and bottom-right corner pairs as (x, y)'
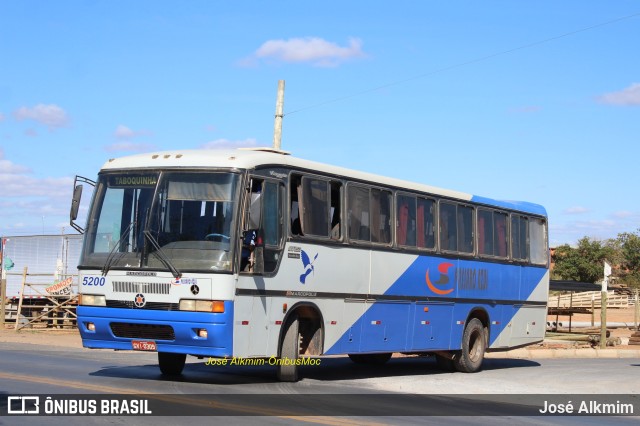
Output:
(235, 176), (285, 356)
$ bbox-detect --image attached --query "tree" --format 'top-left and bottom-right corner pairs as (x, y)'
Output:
(551, 237), (615, 283)
(614, 229), (640, 289)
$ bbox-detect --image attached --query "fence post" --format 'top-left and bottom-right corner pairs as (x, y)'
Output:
(14, 266), (28, 331)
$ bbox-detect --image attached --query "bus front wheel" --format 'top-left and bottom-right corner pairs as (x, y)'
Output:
(158, 352), (186, 376)
(277, 315), (300, 382)
(454, 318), (486, 373)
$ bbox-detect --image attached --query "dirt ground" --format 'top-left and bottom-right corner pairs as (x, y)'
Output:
(0, 325), (82, 348)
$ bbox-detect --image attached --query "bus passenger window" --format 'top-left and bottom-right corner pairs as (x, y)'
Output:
(371, 189), (391, 244)
(417, 198), (435, 249)
(396, 194), (415, 247)
(348, 185), (370, 241)
(457, 205), (474, 254)
(478, 209), (493, 256)
(495, 212), (508, 257)
(511, 215), (529, 261)
(529, 218), (547, 265)
(439, 202), (457, 251)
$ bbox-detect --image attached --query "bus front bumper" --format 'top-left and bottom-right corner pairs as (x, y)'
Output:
(77, 304), (233, 357)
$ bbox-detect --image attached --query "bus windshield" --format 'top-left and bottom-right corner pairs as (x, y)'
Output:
(80, 171), (240, 273)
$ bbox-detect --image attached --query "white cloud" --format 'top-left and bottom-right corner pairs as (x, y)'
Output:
(13, 104), (70, 128)
(563, 206), (589, 215)
(114, 124), (150, 139)
(201, 138), (259, 150)
(598, 83), (640, 106)
(612, 210), (634, 219)
(0, 150), (77, 233)
(105, 141), (157, 153)
(106, 125), (155, 152)
(0, 148), (31, 174)
(245, 37), (366, 67)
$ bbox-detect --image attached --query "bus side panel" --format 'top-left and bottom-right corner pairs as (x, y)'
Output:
(232, 295), (272, 357)
(359, 301), (411, 352)
(333, 300), (366, 354)
(488, 268), (548, 348)
(410, 302), (453, 350)
(488, 304), (512, 348)
(505, 305), (547, 347)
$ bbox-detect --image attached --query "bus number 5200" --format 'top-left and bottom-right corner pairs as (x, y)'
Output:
(82, 276), (106, 286)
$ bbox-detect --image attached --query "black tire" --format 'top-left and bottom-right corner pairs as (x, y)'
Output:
(435, 353), (456, 371)
(453, 318), (486, 373)
(158, 352), (186, 376)
(277, 315), (300, 382)
(348, 353), (392, 365)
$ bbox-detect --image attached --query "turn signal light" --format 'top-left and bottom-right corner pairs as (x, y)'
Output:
(179, 299), (225, 313)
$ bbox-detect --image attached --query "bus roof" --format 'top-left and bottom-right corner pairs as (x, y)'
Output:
(100, 148), (547, 217)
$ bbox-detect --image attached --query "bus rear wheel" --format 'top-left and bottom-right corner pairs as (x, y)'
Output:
(158, 352), (186, 376)
(348, 353), (392, 365)
(277, 315), (300, 382)
(454, 318), (486, 373)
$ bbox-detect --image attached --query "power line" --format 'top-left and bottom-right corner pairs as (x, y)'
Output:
(285, 11), (640, 116)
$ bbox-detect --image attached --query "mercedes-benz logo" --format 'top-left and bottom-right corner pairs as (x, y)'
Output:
(190, 285), (199, 295)
(134, 293), (146, 308)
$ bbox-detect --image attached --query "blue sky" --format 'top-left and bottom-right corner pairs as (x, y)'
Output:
(1, 1), (639, 247)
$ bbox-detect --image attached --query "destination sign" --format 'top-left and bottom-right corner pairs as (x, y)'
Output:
(108, 175), (158, 188)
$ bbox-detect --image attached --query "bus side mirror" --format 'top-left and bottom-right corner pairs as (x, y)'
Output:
(69, 175), (96, 234)
(70, 184), (83, 221)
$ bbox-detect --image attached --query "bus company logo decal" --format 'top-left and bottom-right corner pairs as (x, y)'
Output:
(299, 249), (318, 284)
(425, 262), (490, 294)
(425, 262), (455, 295)
(172, 277), (197, 286)
(134, 293), (146, 308)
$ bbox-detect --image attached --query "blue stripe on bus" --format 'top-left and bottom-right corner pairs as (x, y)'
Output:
(470, 195), (547, 216)
(326, 256), (547, 354)
(77, 302), (234, 357)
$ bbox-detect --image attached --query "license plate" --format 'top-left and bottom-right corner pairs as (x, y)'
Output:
(132, 340), (157, 351)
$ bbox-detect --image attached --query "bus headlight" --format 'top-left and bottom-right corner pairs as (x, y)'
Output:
(179, 299), (225, 313)
(80, 294), (107, 306)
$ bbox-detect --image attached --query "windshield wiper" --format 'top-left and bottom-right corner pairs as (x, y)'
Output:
(101, 222), (134, 276)
(143, 230), (181, 279)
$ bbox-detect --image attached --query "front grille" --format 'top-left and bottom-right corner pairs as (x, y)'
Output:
(106, 300), (179, 311)
(110, 322), (175, 340)
(113, 281), (171, 295)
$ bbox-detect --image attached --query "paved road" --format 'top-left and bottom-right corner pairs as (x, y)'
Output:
(0, 342), (638, 425)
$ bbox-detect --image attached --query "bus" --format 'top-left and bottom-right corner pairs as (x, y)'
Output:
(70, 147), (549, 381)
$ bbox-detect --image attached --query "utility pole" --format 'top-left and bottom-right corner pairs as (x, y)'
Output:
(272, 80), (285, 150)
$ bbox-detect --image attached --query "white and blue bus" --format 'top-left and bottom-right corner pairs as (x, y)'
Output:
(70, 148), (548, 381)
